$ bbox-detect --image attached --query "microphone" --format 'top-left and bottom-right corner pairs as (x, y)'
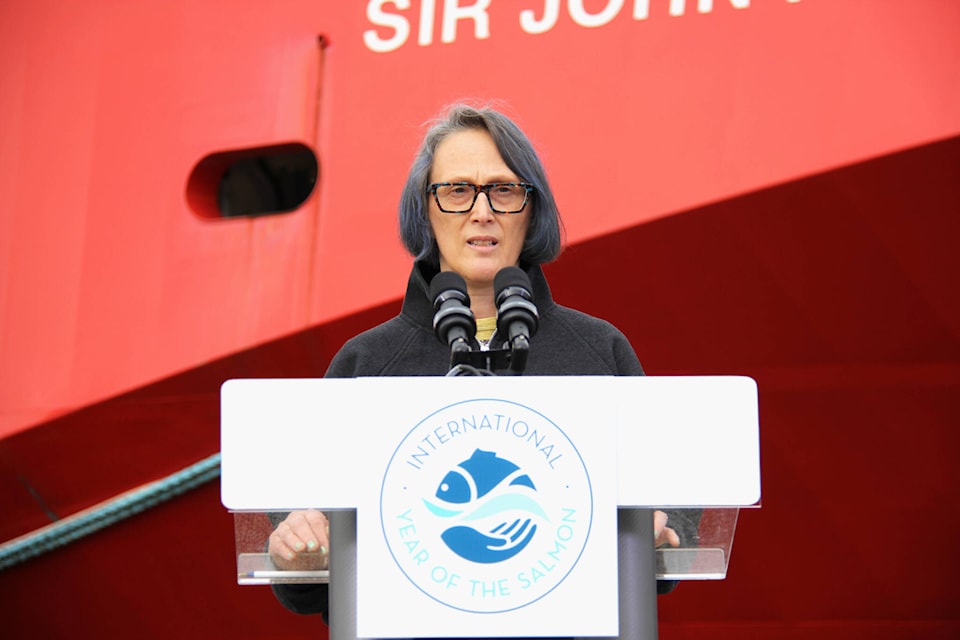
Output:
(429, 271), (477, 358)
(494, 267), (539, 373)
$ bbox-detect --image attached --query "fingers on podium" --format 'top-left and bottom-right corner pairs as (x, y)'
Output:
(271, 510), (329, 563)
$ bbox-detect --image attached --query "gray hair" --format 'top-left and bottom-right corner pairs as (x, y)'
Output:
(398, 103), (564, 265)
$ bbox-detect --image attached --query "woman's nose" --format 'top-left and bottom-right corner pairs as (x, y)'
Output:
(470, 191), (495, 221)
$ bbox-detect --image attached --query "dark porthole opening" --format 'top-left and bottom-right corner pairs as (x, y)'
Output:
(187, 143), (319, 219)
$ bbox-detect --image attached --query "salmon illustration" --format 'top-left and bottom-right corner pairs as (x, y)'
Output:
(435, 449), (536, 503)
(424, 448), (544, 564)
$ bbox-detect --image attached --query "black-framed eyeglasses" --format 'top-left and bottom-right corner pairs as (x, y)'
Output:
(428, 182), (534, 214)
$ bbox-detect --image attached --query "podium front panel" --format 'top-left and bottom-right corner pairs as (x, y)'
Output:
(221, 376), (760, 511)
(221, 376), (761, 638)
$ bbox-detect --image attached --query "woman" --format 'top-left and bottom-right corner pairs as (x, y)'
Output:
(268, 103), (686, 621)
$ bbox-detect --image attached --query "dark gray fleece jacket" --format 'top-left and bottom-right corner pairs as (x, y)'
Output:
(325, 259), (645, 378)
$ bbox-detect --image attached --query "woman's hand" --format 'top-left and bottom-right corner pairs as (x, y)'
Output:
(654, 510), (680, 548)
(268, 509), (330, 571)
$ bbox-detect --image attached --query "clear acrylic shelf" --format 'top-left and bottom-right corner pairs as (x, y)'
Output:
(234, 508), (743, 585)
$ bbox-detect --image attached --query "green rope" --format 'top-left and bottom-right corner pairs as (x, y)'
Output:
(0, 452), (221, 571)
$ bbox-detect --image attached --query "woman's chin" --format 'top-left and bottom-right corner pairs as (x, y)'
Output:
(457, 256), (521, 285)
(461, 266), (502, 287)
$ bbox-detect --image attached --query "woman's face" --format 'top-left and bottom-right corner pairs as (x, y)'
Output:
(428, 128), (530, 290)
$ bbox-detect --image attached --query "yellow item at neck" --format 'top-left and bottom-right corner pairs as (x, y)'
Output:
(475, 316), (497, 342)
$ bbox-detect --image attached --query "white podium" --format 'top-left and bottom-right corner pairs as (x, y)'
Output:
(221, 376), (760, 639)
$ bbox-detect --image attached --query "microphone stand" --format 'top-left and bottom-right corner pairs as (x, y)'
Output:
(446, 343), (527, 376)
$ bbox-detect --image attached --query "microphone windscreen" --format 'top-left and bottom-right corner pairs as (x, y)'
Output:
(494, 267), (532, 300)
(430, 271), (469, 302)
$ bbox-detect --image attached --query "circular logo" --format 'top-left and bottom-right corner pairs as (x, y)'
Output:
(380, 398), (593, 613)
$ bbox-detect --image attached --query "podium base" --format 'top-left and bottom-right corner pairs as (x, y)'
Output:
(606, 507), (658, 640)
(328, 508), (659, 640)
(329, 510), (359, 640)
